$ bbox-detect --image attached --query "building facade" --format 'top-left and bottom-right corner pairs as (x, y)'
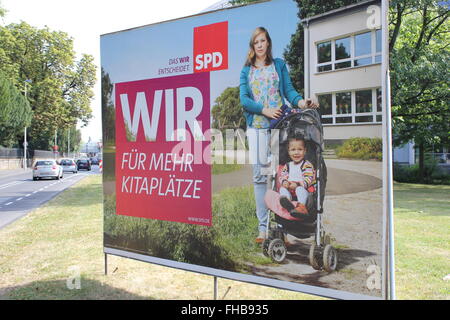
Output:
(303, 0), (383, 144)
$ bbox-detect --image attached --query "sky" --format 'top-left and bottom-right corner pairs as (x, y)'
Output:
(0, 0), (221, 143)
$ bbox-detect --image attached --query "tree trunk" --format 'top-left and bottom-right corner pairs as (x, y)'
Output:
(418, 142), (425, 183)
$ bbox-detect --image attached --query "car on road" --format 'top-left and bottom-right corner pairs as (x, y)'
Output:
(59, 158), (78, 174)
(33, 159), (63, 180)
(77, 159), (91, 171)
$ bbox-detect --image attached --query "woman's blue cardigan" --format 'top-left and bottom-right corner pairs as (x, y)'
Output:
(239, 58), (303, 127)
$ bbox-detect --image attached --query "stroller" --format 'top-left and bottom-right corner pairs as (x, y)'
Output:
(262, 108), (338, 272)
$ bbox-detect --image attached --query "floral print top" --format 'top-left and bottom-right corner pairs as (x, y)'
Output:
(248, 63), (283, 128)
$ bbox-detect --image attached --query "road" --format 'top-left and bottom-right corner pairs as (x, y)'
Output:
(0, 166), (100, 230)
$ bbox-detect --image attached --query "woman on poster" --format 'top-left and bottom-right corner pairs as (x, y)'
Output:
(239, 26), (319, 243)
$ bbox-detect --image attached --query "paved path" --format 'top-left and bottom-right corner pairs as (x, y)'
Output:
(212, 160), (382, 195)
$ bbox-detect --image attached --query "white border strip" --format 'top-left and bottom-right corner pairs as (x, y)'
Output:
(104, 247), (382, 300)
(381, 0), (395, 300)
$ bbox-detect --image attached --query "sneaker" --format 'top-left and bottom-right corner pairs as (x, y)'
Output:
(290, 203), (308, 218)
(255, 231), (266, 244)
(279, 196), (295, 212)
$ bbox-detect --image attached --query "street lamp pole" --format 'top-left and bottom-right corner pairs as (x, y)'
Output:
(55, 129), (57, 159)
(68, 127), (70, 158)
(23, 79), (32, 170)
(23, 127), (27, 169)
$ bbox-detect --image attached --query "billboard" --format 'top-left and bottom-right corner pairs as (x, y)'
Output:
(101, 0), (392, 299)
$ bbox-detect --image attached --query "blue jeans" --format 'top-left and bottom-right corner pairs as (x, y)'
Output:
(247, 128), (270, 233)
(280, 185), (309, 204)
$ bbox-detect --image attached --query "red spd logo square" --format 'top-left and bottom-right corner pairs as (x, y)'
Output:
(194, 21), (228, 73)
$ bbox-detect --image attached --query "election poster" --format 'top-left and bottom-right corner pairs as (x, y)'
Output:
(101, 0), (391, 299)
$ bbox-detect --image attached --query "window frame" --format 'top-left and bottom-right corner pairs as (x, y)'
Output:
(316, 29), (381, 73)
(318, 88), (382, 125)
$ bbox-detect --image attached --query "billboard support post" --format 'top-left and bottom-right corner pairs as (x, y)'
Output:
(386, 71), (396, 300)
(104, 253), (108, 276)
(381, 0), (395, 300)
(214, 276), (218, 300)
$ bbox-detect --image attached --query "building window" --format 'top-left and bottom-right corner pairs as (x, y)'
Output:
(318, 88), (382, 125)
(355, 89), (372, 113)
(376, 88), (382, 112)
(336, 92), (351, 114)
(375, 29), (382, 63)
(316, 29), (381, 73)
(317, 41), (332, 72)
(355, 32), (371, 55)
(318, 94), (333, 124)
(335, 37), (351, 59)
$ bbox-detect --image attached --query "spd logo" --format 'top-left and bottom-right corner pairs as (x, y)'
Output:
(193, 21), (228, 73)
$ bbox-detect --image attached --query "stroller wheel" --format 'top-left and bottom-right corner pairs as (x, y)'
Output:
(309, 243), (322, 270)
(268, 239), (287, 263)
(323, 244), (338, 272)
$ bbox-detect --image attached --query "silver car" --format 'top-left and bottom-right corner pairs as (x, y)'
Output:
(32, 159), (63, 181)
(59, 158), (78, 174)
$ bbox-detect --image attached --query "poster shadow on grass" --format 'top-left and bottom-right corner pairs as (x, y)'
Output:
(1, 278), (153, 300)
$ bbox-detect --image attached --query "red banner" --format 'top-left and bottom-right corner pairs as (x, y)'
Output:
(115, 72), (212, 226)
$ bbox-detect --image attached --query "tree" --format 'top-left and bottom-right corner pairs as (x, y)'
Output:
(0, 1), (5, 18)
(54, 124), (82, 154)
(0, 74), (32, 147)
(101, 68), (115, 146)
(212, 87), (246, 131)
(389, 0), (450, 182)
(0, 22), (96, 150)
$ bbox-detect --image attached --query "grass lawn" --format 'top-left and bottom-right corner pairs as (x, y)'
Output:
(211, 155), (243, 175)
(0, 175), (316, 300)
(393, 182), (450, 300)
(0, 176), (448, 299)
(212, 163), (243, 175)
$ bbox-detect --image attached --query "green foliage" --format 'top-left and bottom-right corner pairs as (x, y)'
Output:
(0, 1), (5, 18)
(101, 68), (115, 147)
(389, 1), (450, 181)
(394, 161), (450, 185)
(211, 161), (243, 175)
(211, 87), (246, 131)
(55, 125), (82, 153)
(104, 194), (237, 270)
(0, 22), (96, 150)
(390, 1), (450, 148)
(212, 186), (266, 265)
(104, 186), (268, 271)
(336, 137), (382, 160)
(0, 74), (32, 147)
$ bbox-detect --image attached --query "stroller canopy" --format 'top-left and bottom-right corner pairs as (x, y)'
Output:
(274, 108), (325, 152)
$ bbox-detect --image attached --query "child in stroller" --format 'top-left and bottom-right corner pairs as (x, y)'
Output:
(278, 137), (316, 218)
(262, 108), (338, 272)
